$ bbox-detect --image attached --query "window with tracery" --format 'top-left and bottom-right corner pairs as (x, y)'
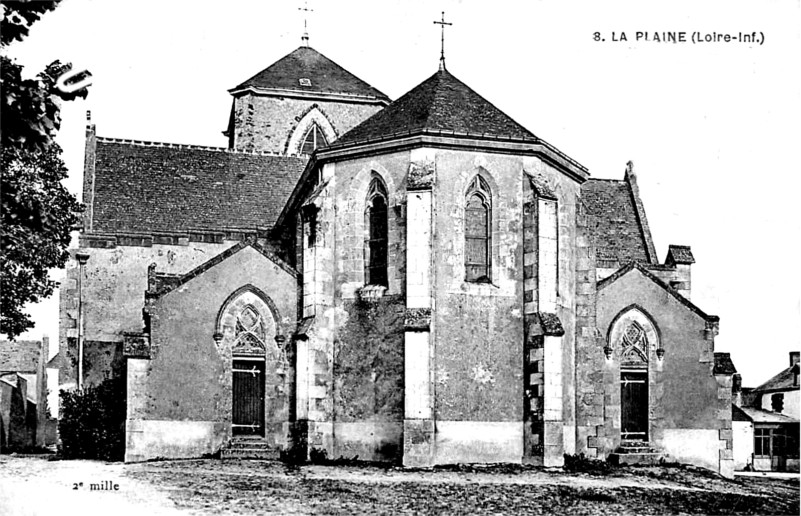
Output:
(365, 176), (388, 287)
(465, 175), (491, 283)
(301, 123), (328, 155)
(621, 321), (648, 366)
(233, 305), (267, 354)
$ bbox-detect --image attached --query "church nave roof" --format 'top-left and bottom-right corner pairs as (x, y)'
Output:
(89, 138), (306, 235)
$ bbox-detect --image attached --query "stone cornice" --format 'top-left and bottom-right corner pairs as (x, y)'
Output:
(228, 86), (390, 106)
(322, 131), (588, 182)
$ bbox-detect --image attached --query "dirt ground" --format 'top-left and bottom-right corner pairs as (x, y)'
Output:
(0, 455), (798, 515)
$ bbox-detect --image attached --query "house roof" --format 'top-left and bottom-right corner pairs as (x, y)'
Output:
(597, 261), (719, 323)
(90, 139), (306, 235)
(582, 176), (656, 266)
(753, 364), (800, 394)
(733, 404), (798, 424)
(230, 46), (389, 103)
(146, 241), (298, 299)
(0, 340), (41, 374)
(331, 67), (540, 147)
(45, 352), (61, 369)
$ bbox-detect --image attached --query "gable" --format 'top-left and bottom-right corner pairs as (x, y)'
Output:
(148, 242), (298, 299)
(597, 263), (718, 325)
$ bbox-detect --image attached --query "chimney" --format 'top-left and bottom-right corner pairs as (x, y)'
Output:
(732, 373), (743, 407)
(790, 351), (799, 367)
(83, 110), (97, 233)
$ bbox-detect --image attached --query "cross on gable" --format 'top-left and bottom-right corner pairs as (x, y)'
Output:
(433, 11), (453, 70)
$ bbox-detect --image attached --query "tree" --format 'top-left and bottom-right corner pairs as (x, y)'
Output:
(1, 1), (89, 339)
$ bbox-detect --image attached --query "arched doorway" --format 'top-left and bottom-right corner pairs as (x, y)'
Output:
(217, 287), (282, 436)
(620, 321), (649, 440)
(609, 307), (660, 442)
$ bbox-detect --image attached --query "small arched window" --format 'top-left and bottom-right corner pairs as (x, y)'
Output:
(465, 175), (491, 283)
(365, 176), (389, 287)
(301, 123), (328, 155)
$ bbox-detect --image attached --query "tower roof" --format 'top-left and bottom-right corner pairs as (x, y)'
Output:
(229, 46), (389, 103)
(331, 67), (539, 147)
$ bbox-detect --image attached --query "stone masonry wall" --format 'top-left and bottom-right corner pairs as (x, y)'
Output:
(332, 296), (405, 461)
(596, 270), (725, 472)
(59, 241), (238, 390)
(431, 150), (581, 431)
(573, 197), (603, 457)
(232, 95), (383, 154)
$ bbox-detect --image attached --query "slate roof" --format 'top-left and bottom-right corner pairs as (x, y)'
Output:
(582, 178), (653, 266)
(733, 405), (798, 424)
(45, 352), (61, 370)
(231, 46), (389, 103)
(0, 340), (41, 374)
(753, 364), (800, 394)
(331, 68), (539, 147)
(666, 245), (695, 265)
(91, 139), (306, 234)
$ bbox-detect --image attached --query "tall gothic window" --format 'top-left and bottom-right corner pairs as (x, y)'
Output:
(301, 123), (327, 155)
(465, 175), (491, 283)
(365, 176), (388, 287)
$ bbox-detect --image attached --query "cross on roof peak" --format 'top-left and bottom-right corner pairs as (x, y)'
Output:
(433, 11), (453, 71)
(299, 0), (314, 46)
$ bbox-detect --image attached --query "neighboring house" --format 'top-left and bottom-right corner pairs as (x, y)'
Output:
(58, 38), (735, 477)
(732, 352), (800, 472)
(0, 338), (50, 451)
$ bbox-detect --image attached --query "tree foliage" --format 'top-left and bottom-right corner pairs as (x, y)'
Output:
(1, 1), (88, 339)
(59, 377), (126, 461)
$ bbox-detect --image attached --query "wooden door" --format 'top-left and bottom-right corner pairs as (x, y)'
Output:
(232, 359), (265, 436)
(621, 371), (648, 440)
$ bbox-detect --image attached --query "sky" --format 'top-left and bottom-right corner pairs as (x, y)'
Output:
(6, 0), (801, 387)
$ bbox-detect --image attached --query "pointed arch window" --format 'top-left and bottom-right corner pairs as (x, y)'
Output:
(301, 123), (328, 155)
(365, 176), (388, 287)
(465, 176), (492, 283)
(233, 304), (267, 355)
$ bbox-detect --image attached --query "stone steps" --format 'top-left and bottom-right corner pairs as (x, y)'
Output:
(608, 440), (663, 465)
(221, 437), (280, 460)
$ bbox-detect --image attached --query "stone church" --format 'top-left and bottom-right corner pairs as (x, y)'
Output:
(58, 41), (736, 477)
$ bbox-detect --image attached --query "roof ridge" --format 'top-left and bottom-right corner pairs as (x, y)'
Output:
(435, 69), (538, 141)
(96, 136), (307, 158)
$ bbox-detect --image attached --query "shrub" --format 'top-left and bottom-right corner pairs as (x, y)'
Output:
(59, 377), (125, 461)
(563, 453), (614, 475)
